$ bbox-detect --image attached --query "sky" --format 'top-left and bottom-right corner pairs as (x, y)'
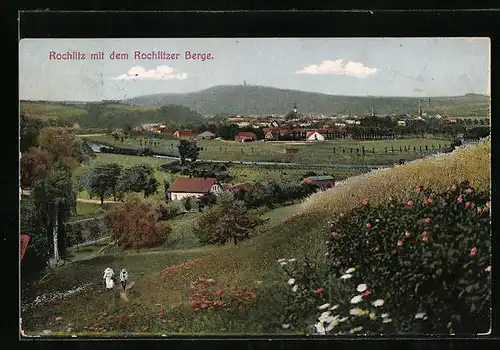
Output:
(19, 38), (490, 101)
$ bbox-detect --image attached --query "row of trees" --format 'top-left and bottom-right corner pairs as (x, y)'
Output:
(77, 163), (160, 204)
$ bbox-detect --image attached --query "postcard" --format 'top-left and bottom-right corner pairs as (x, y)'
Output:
(19, 37), (491, 337)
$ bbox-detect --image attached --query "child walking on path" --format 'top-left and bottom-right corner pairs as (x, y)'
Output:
(103, 267), (115, 290)
(120, 268), (128, 292)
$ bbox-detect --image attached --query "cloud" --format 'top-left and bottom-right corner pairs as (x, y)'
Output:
(296, 59), (377, 78)
(412, 88), (425, 93)
(111, 65), (187, 81)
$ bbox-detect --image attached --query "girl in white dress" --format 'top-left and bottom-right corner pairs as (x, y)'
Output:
(103, 267), (115, 290)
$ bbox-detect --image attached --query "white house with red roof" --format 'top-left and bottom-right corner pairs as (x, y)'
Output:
(306, 131), (325, 141)
(169, 177), (223, 201)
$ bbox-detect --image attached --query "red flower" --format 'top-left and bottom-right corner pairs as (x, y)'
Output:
(313, 288), (326, 295)
(331, 231), (338, 237)
(423, 198), (433, 206)
(375, 247), (380, 252)
(442, 201), (447, 208)
(465, 202), (471, 208)
(478, 207), (483, 214)
(234, 293), (240, 297)
(405, 231), (411, 238)
(241, 286), (248, 292)
(416, 186), (423, 192)
(363, 290), (372, 297)
(422, 231), (429, 243)
(366, 223), (372, 229)
(194, 308), (201, 313)
(451, 185), (457, 191)
(397, 239), (403, 247)
(216, 290), (223, 296)
(239, 306), (245, 311)
(424, 217), (432, 224)
(158, 311), (165, 317)
(407, 201), (414, 207)
(465, 188), (473, 193)
(362, 199), (369, 206)
(486, 201), (491, 208)
(231, 285), (237, 291)
(471, 247), (478, 257)
(457, 195), (463, 203)
(121, 313), (127, 319)
(199, 277), (206, 282)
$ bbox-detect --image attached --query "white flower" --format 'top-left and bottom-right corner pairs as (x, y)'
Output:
(287, 278), (296, 285)
(415, 312), (426, 319)
(325, 253), (329, 257)
(345, 267), (356, 274)
(382, 318), (392, 323)
(349, 308), (364, 316)
(288, 258), (296, 263)
(282, 324), (290, 329)
(372, 299), (384, 307)
(314, 321), (326, 335)
(350, 295), (363, 304)
(330, 304), (339, 310)
(356, 284), (367, 292)
(280, 262), (287, 266)
(318, 311), (331, 321)
(277, 259), (286, 263)
(318, 303), (330, 310)
(292, 285), (298, 292)
(339, 316), (349, 323)
(340, 274), (353, 279)
(207, 279), (214, 283)
(486, 265), (491, 272)
(255, 280), (263, 285)
(381, 313), (389, 318)
(325, 321), (337, 332)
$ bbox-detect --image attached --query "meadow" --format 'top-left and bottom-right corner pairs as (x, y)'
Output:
(84, 134), (451, 166)
(20, 140), (490, 336)
(20, 101), (88, 121)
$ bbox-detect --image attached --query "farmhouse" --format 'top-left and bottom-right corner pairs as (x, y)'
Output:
(173, 130), (198, 139)
(169, 177), (223, 201)
(235, 132), (257, 142)
(306, 131), (325, 141)
(303, 175), (335, 188)
(197, 131), (216, 140)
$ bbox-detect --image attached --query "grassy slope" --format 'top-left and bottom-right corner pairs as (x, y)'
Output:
(20, 102), (88, 121)
(22, 141), (490, 335)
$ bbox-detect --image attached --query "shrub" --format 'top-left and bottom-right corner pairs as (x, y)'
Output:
(104, 196), (171, 249)
(157, 201), (181, 220)
(193, 192), (264, 245)
(323, 182), (491, 334)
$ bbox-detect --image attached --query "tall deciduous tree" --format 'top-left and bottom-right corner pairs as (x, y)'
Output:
(85, 163), (123, 204)
(31, 162), (77, 264)
(117, 163), (159, 198)
(177, 139), (201, 164)
(38, 127), (93, 168)
(20, 115), (44, 153)
(20, 147), (53, 188)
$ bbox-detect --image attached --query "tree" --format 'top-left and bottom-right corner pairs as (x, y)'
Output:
(193, 192), (264, 246)
(38, 127), (90, 168)
(183, 197), (193, 211)
(31, 162), (77, 264)
(104, 196), (170, 249)
(117, 163), (159, 198)
(124, 123), (133, 135)
(20, 147), (53, 188)
(20, 115), (44, 152)
(85, 163), (123, 204)
(163, 180), (170, 202)
(177, 139), (201, 164)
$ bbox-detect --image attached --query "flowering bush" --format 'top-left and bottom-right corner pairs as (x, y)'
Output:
(186, 275), (257, 316)
(325, 181), (491, 334)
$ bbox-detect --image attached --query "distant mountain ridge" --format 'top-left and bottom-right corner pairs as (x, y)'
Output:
(125, 85), (490, 117)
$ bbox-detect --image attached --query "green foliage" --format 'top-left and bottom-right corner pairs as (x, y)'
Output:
(117, 164), (159, 199)
(85, 163), (123, 203)
(20, 115), (44, 152)
(157, 201), (181, 220)
(194, 192), (264, 245)
(177, 140), (201, 164)
(31, 162), (78, 260)
(243, 181), (318, 209)
(322, 182), (491, 334)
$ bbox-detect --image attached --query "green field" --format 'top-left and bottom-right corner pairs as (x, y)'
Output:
(84, 135), (450, 166)
(21, 101), (88, 121)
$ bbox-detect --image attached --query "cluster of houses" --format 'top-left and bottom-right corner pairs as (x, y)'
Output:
(168, 175), (335, 202)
